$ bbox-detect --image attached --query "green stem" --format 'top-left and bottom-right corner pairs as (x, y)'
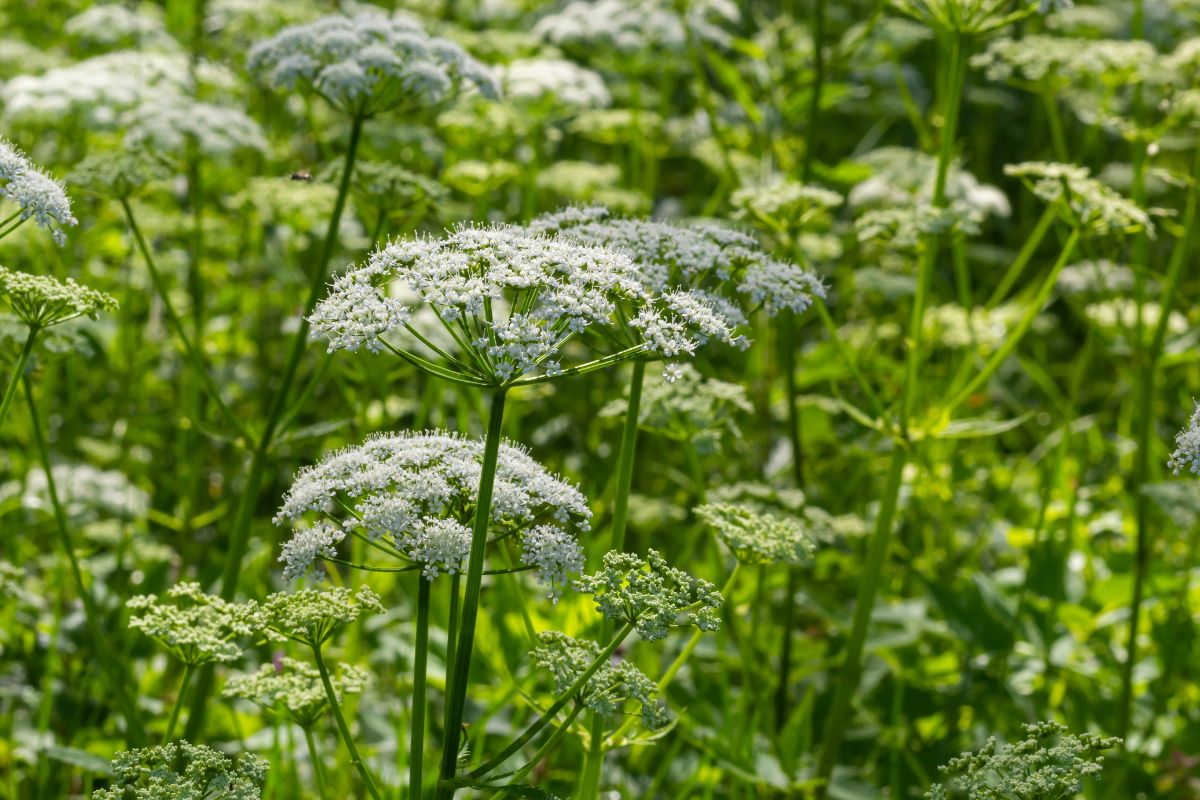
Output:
(464, 622), (635, 783)
(945, 227), (1081, 416)
(435, 388), (509, 798)
(24, 376), (144, 745)
(410, 578), (432, 800)
(487, 702), (584, 795)
(185, 111), (365, 740)
(163, 663), (196, 744)
(1118, 129), (1200, 741)
(120, 198), (248, 443)
(312, 643), (383, 800)
(986, 203), (1056, 307)
(610, 360), (646, 554)
(801, 0), (826, 179)
(814, 31), (969, 795)
(304, 726), (332, 800)
(0, 325), (37, 430)
(578, 359), (646, 799)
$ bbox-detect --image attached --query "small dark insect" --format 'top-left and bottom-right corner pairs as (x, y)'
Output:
(290, 170), (312, 182)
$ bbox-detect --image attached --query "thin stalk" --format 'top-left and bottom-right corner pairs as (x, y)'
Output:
(186, 111), (365, 740)
(464, 622), (636, 782)
(814, 31), (969, 795)
(0, 325), (37, 430)
(312, 643), (383, 800)
(578, 359), (647, 800)
(435, 389), (509, 799)
(945, 227), (1081, 416)
(304, 726), (332, 800)
(24, 377), (144, 744)
(610, 360), (646, 553)
(120, 198), (248, 442)
(1118, 130), (1200, 740)
(163, 663), (196, 744)
(486, 702), (584, 795)
(986, 204), (1056, 307)
(410, 578), (432, 800)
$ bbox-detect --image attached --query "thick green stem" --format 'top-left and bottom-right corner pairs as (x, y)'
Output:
(304, 726), (332, 800)
(185, 111), (365, 740)
(0, 325), (37, 430)
(313, 643), (383, 800)
(162, 663), (196, 744)
(435, 389), (508, 798)
(1119, 130), (1200, 741)
(24, 376), (144, 744)
(814, 32), (968, 795)
(410, 578), (432, 800)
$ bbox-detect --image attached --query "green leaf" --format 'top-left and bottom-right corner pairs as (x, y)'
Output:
(41, 745), (113, 775)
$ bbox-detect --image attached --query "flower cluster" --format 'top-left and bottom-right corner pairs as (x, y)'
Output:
(275, 431), (590, 596)
(322, 160), (447, 216)
(311, 222), (750, 384)
(69, 149), (173, 200)
(534, 0), (737, 57)
(127, 583), (271, 666)
(94, 741), (268, 800)
(124, 96), (267, 157)
(972, 35), (1158, 87)
(264, 586), (384, 648)
(24, 462), (150, 521)
(926, 721), (1119, 800)
(64, 3), (170, 50)
(0, 267), (117, 328)
(600, 363), (750, 450)
(730, 176), (843, 229)
(1168, 404), (1200, 476)
(695, 503), (817, 565)
(574, 550), (723, 640)
(534, 631), (669, 729)
(223, 657), (369, 728)
(499, 57), (611, 110)
(1004, 162), (1154, 238)
(247, 12), (500, 117)
(0, 139), (77, 245)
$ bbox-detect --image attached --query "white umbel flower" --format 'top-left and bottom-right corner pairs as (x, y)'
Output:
(1169, 404), (1200, 476)
(499, 57), (611, 109)
(275, 431), (591, 594)
(0, 139), (77, 245)
(124, 95), (268, 156)
(311, 223), (735, 385)
(247, 12), (500, 117)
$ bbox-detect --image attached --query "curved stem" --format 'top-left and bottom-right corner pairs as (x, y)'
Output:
(312, 643), (383, 800)
(0, 325), (38, 430)
(410, 578), (431, 800)
(163, 663), (196, 744)
(24, 376), (144, 745)
(435, 389), (508, 798)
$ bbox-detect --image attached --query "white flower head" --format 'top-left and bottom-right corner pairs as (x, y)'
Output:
(0, 139), (77, 245)
(275, 431), (592, 595)
(310, 222), (737, 385)
(1169, 403), (1200, 476)
(0, 267), (116, 328)
(124, 96), (268, 157)
(248, 12), (501, 117)
(499, 57), (610, 109)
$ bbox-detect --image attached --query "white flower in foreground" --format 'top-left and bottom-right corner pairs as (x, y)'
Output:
(0, 140), (76, 245)
(247, 12), (500, 117)
(310, 223), (738, 385)
(1169, 404), (1200, 476)
(275, 431), (590, 597)
(95, 742), (268, 800)
(499, 57), (610, 109)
